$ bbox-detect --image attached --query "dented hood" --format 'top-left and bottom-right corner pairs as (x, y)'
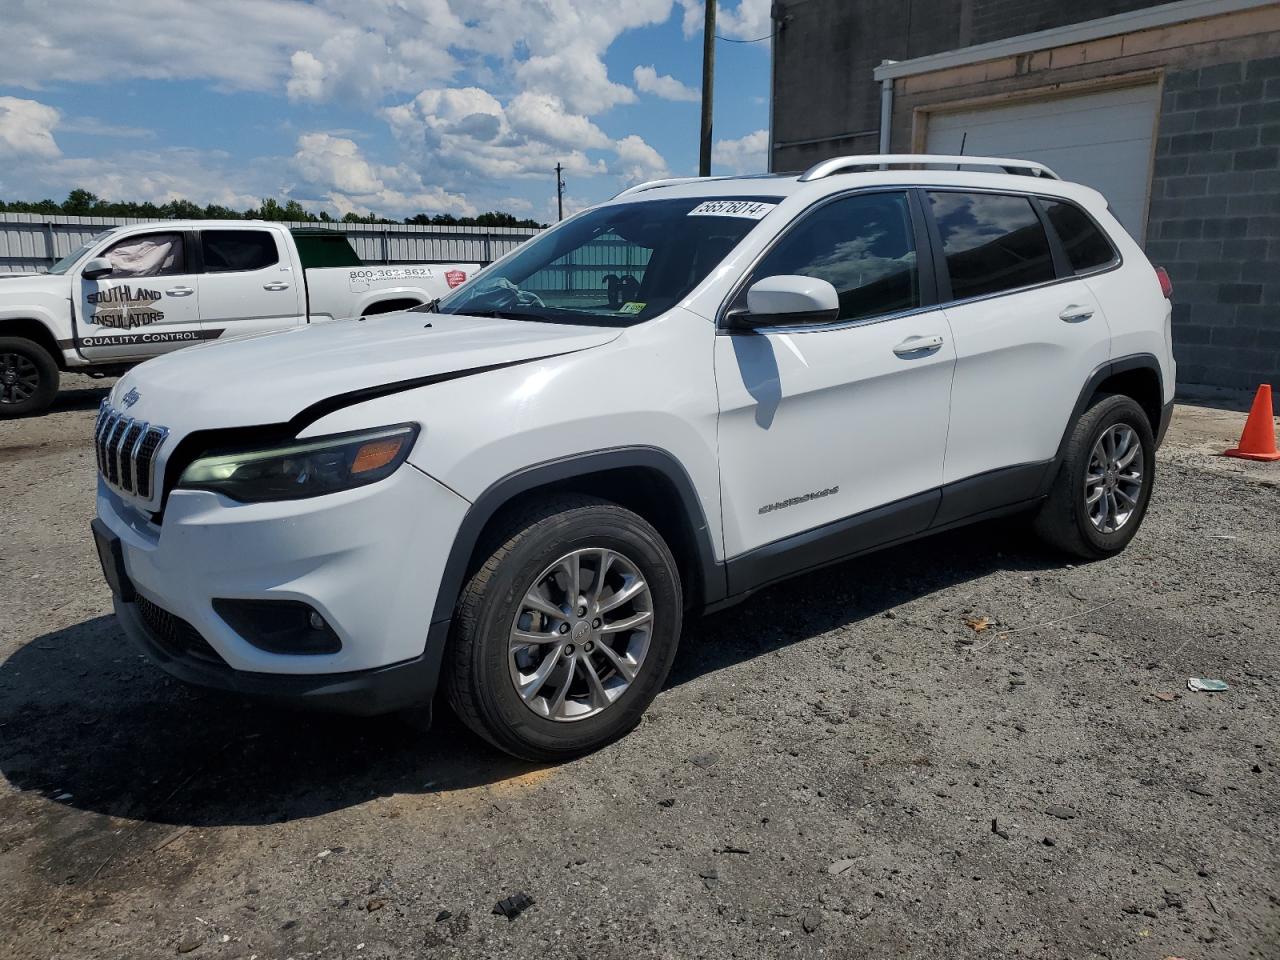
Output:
(110, 312), (622, 433)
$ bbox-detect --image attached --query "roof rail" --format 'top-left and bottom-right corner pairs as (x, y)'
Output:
(612, 175), (739, 199)
(798, 154), (1060, 182)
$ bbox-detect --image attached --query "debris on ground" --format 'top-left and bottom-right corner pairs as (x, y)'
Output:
(963, 615), (994, 632)
(689, 751), (719, 768)
(492, 892), (534, 921)
(1187, 677), (1229, 692)
(1154, 692), (1176, 702)
(435, 910), (451, 922)
(1045, 805), (1077, 820)
(991, 818), (1010, 840)
(827, 858), (857, 876)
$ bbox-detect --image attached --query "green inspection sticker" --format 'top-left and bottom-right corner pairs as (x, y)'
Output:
(619, 301), (646, 314)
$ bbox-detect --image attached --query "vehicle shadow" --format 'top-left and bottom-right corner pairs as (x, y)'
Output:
(49, 379), (114, 413)
(0, 519), (1059, 828)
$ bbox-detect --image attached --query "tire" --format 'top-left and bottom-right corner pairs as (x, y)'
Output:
(444, 494), (683, 761)
(0, 337), (59, 418)
(1033, 393), (1155, 560)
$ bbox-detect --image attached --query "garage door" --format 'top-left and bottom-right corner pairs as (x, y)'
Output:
(924, 84), (1160, 241)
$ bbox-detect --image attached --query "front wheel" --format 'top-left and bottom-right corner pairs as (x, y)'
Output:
(1033, 393), (1155, 560)
(444, 495), (683, 761)
(0, 338), (59, 418)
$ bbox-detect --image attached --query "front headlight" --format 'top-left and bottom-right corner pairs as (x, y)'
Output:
(177, 424), (419, 503)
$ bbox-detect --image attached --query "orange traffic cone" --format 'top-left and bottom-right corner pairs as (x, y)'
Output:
(1223, 384), (1280, 461)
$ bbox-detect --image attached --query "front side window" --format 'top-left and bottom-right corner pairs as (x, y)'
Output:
(928, 192), (1054, 300)
(102, 232), (185, 278)
(202, 230), (279, 273)
(437, 196), (775, 326)
(1040, 199), (1117, 274)
(49, 230), (116, 275)
(746, 191), (920, 323)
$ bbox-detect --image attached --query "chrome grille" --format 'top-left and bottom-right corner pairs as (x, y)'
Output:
(94, 401), (169, 503)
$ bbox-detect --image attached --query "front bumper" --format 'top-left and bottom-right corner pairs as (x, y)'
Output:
(116, 596), (450, 715)
(97, 461), (470, 711)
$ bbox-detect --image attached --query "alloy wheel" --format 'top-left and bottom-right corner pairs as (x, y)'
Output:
(508, 547), (653, 722)
(1084, 423), (1144, 534)
(0, 352), (40, 405)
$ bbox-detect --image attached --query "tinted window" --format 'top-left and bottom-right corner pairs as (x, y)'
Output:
(749, 192), (919, 322)
(1041, 199), (1116, 273)
(103, 232), (185, 278)
(202, 230), (279, 272)
(929, 192), (1054, 300)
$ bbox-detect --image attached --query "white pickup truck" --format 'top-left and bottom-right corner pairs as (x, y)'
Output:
(0, 219), (479, 416)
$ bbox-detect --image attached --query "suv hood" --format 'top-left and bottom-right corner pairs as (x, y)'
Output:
(110, 312), (622, 433)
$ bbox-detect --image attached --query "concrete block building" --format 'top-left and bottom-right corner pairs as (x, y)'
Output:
(769, 0), (1280, 393)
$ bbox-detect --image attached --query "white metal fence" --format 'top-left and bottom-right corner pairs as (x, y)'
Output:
(0, 213), (542, 273)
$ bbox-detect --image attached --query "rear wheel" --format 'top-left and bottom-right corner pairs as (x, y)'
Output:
(1033, 393), (1155, 559)
(444, 495), (682, 761)
(0, 337), (59, 418)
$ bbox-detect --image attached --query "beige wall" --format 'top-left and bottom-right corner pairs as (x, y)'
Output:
(889, 5), (1280, 151)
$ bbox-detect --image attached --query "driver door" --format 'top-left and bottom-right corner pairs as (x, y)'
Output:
(76, 230), (203, 361)
(714, 190), (956, 587)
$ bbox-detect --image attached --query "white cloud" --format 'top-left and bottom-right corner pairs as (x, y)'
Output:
(633, 65), (699, 103)
(506, 93), (612, 151)
(679, 0), (772, 41)
(614, 134), (669, 183)
(292, 132), (474, 217)
(1, 0), (672, 114)
(712, 128), (768, 174)
(58, 116), (156, 139)
(37, 148), (271, 209)
(0, 97), (61, 158)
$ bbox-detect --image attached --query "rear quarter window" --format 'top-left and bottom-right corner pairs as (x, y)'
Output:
(1040, 199), (1118, 274)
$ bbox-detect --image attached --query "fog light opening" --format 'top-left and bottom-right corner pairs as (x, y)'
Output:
(212, 598), (343, 656)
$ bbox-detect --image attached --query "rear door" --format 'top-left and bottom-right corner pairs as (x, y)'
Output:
(927, 190), (1112, 502)
(77, 230), (202, 361)
(714, 190), (956, 585)
(195, 227), (304, 339)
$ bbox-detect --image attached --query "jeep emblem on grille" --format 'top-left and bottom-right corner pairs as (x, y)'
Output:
(121, 387), (140, 408)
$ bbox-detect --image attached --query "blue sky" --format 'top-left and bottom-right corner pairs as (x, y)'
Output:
(0, 0), (771, 223)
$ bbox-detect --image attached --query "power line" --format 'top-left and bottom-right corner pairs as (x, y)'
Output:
(716, 31), (774, 43)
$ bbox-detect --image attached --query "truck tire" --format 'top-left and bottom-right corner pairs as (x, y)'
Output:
(444, 494), (683, 761)
(1033, 393), (1155, 560)
(0, 337), (60, 418)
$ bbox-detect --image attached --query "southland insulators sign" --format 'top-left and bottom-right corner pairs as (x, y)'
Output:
(87, 285), (165, 330)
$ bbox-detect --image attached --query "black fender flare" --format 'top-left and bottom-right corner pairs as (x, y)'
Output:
(1039, 352), (1165, 496)
(427, 446), (728, 627)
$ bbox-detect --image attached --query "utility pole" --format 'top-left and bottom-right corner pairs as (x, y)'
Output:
(555, 163), (565, 222)
(699, 0), (716, 177)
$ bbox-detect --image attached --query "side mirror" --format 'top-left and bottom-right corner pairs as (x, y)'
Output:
(81, 257), (114, 281)
(728, 275), (839, 329)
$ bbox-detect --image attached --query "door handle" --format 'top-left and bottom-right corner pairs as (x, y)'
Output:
(165, 286), (194, 297)
(263, 281), (290, 291)
(893, 334), (945, 356)
(1059, 304), (1094, 322)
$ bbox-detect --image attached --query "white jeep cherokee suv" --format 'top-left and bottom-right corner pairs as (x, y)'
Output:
(92, 155), (1175, 760)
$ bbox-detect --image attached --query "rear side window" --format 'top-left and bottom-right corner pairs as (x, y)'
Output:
(928, 192), (1054, 300)
(749, 191), (920, 322)
(201, 230), (279, 273)
(1040, 199), (1117, 274)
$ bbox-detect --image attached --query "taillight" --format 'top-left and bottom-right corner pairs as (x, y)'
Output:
(1155, 266), (1173, 299)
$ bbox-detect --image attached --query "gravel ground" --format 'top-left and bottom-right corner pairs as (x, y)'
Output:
(1, 376), (1277, 960)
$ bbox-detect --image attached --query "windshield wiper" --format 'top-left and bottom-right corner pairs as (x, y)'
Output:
(446, 308), (541, 321)
(410, 298), (441, 313)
